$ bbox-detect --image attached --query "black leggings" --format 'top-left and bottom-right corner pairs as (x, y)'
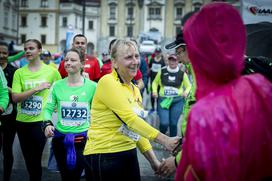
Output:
(0, 114), (16, 181)
(84, 148), (141, 181)
(16, 121), (46, 181)
(52, 136), (87, 181)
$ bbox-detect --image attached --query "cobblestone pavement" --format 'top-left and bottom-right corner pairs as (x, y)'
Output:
(0, 135), (175, 181)
(0, 92), (179, 181)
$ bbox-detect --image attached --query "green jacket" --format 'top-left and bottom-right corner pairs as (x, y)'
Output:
(0, 68), (9, 112)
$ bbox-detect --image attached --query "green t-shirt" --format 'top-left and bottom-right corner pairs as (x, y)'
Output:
(0, 68), (9, 111)
(44, 78), (97, 134)
(12, 63), (61, 122)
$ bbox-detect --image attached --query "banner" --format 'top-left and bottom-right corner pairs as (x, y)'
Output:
(241, 0), (272, 24)
(65, 25), (74, 50)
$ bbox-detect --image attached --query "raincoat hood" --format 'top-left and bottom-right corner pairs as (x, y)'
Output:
(183, 2), (246, 100)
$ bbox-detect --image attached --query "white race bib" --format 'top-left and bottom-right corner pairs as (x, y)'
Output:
(21, 95), (42, 115)
(60, 101), (89, 127)
(164, 86), (179, 97)
(119, 124), (140, 141)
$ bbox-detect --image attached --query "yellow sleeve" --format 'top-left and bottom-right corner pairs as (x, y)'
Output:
(152, 71), (161, 94)
(182, 73), (191, 95)
(96, 75), (159, 141)
(137, 137), (152, 153)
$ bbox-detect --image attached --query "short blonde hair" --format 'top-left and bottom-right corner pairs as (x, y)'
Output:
(111, 39), (139, 60)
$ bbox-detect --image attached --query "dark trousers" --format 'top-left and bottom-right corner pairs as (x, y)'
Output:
(52, 136), (86, 181)
(16, 121), (46, 181)
(84, 148), (141, 181)
(0, 114), (16, 181)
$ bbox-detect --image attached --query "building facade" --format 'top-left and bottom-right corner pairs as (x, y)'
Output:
(59, 0), (100, 54)
(2, 0), (240, 54)
(97, 0), (215, 53)
(18, 0), (60, 52)
(0, 0), (18, 43)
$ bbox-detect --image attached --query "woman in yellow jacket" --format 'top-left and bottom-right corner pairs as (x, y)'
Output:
(84, 39), (180, 181)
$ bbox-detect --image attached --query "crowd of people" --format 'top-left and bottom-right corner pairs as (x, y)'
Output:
(0, 2), (272, 181)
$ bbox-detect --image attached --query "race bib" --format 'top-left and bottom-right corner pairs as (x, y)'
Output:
(119, 124), (140, 141)
(151, 63), (161, 72)
(60, 101), (89, 127)
(164, 86), (179, 96)
(21, 95), (42, 115)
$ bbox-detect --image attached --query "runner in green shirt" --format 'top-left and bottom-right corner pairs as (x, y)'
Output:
(43, 48), (97, 181)
(11, 39), (61, 181)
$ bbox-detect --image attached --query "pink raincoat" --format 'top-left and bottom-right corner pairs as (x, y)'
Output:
(175, 3), (272, 181)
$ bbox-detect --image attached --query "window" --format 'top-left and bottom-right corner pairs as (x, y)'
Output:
(21, 16), (27, 27)
(127, 25), (133, 37)
(148, 7), (161, 19)
(176, 7), (183, 19)
(12, 10), (16, 30)
(88, 20), (93, 30)
(155, 8), (161, 16)
(21, 0), (28, 7)
(41, 0), (48, 7)
(127, 7), (134, 20)
(109, 25), (115, 37)
(62, 17), (67, 27)
(41, 34), (46, 44)
(41, 16), (47, 27)
(75, 15), (78, 29)
(4, 9), (8, 28)
(21, 34), (26, 44)
(109, 5), (116, 20)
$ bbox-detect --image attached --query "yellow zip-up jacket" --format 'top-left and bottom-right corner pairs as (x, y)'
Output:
(84, 70), (159, 155)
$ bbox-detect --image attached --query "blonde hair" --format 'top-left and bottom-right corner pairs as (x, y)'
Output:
(110, 39), (139, 60)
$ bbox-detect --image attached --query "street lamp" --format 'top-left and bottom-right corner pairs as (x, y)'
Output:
(82, 0), (86, 35)
(16, 0), (20, 44)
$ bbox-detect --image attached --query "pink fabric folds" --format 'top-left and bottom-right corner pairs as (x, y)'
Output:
(175, 2), (272, 181)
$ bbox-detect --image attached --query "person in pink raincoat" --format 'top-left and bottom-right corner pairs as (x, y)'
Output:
(175, 2), (272, 181)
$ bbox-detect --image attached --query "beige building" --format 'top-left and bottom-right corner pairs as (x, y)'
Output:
(18, 0), (60, 52)
(2, 0), (240, 54)
(97, 0), (214, 53)
(97, 0), (240, 53)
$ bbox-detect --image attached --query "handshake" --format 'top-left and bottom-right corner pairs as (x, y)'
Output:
(146, 135), (183, 178)
(154, 156), (178, 178)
